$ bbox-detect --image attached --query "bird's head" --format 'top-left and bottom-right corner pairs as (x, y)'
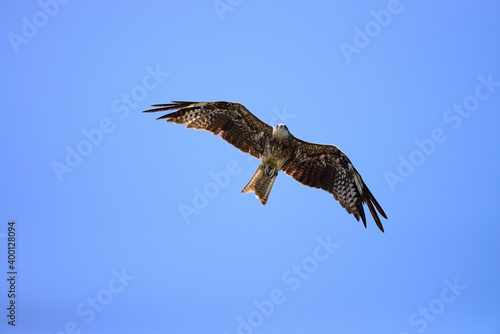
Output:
(273, 123), (290, 139)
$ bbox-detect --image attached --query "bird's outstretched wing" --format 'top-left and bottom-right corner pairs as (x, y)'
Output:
(282, 140), (387, 232)
(143, 101), (272, 158)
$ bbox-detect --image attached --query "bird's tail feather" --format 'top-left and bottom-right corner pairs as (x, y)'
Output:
(241, 163), (277, 206)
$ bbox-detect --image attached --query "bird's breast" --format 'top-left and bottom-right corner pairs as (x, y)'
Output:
(262, 137), (294, 170)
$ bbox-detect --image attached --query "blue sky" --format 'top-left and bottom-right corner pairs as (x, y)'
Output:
(1, 1), (500, 333)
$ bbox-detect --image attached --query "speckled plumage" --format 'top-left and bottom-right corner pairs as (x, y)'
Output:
(143, 101), (387, 232)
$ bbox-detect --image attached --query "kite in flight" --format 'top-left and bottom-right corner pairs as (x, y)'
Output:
(143, 101), (388, 231)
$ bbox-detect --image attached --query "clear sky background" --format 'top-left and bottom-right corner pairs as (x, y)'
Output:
(1, 1), (500, 333)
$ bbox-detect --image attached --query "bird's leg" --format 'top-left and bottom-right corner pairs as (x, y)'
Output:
(264, 165), (276, 176)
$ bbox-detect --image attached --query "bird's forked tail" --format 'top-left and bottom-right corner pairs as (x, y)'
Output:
(241, 163), (278, 206)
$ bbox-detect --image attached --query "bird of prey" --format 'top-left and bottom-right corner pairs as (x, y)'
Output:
(143, 101), (388, 231)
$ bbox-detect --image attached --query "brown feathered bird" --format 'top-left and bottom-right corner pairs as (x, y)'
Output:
(144, 101), (388, 232)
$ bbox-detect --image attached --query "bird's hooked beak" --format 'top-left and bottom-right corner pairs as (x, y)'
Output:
(273, 124), (290, 138)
